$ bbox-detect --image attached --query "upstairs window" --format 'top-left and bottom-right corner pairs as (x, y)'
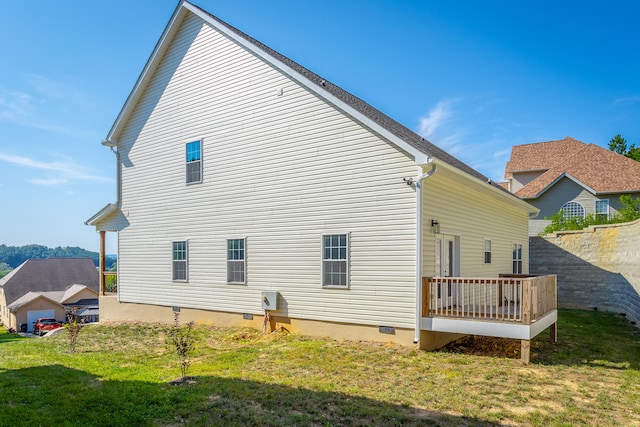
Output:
(186, 140), (202, 184)
(322, 234), (349, 287)
(483, 239), (492, 264)
(172, 241), (188, 281)
(512, 243), (523, 275)
(561, 201), (585, 219)
(227, 238), (246, 284)
(595, 200), (609, 221)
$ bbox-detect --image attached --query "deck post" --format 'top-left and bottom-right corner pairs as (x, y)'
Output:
(422, 277), (431, 317)
(99, 230), (106, 296)
(521, 279), (532, 325)
(550, 322), (557, 342)
(521, 339), (530, 364)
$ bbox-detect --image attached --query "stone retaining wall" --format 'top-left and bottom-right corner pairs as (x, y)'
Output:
(530, 219), (640, 325)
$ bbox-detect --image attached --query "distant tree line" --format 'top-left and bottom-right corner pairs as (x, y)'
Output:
(0, 244), (116, 271)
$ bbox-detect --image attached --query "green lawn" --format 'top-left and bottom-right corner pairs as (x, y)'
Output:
(1, 309), (638, 426)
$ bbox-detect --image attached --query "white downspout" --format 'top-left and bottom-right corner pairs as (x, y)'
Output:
(413, 161), (437, 344)
(113, 148), (121, 207)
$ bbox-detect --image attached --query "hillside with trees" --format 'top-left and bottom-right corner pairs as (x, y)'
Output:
(0, 244), (116, 272)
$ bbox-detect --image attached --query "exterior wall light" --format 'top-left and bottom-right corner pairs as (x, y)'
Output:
(431, 219), (440, 234)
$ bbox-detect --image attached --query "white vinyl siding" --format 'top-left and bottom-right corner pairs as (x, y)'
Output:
(115, 12), (419, 328)
(422, 167), (530, 278)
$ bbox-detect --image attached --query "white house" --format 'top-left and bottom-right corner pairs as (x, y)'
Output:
(87, 1), (551, 353)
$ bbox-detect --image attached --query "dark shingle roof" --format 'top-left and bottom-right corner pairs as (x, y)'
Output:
(0, 258), (98, 306)
(188, 2), (495, 188)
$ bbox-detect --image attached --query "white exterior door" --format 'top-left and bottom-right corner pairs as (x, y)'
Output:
(27, 310), (55, 332)
(435, 235), (459, 306)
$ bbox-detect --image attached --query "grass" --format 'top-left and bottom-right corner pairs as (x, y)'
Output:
(0, 309), (638, 426)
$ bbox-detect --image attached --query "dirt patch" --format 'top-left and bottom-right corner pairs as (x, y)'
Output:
(442, 335), (521, 358)
(169, 376), (196, 386)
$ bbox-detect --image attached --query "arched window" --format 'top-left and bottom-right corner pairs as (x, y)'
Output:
(561, 201), (585, 219)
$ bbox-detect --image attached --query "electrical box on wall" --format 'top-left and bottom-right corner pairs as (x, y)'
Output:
(261, 291), (279, 310)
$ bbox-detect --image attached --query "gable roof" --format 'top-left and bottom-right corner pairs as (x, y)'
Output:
(61, 284), (99, 304)
(8, 292), (62, 312)
(505, 137), (640, 199)
(0, 258), (99, 306)
(505, 137), (586, 174)
(103, 0), (532, 211)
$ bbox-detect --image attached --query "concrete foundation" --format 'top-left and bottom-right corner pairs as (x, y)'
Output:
(99, 296), (462, 349)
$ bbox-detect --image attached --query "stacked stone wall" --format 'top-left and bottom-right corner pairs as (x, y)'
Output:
(530, 219), (640, 325)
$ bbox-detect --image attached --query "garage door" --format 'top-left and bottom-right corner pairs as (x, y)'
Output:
(26, 310), (55, 332)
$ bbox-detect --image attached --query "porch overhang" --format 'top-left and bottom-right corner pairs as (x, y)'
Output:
(85, 203), (119, 228)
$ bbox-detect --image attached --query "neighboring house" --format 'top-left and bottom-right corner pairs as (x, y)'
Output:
(86, 1), (539, 350)
(503, 137), (640, 235)
(0, 258), (99, 332)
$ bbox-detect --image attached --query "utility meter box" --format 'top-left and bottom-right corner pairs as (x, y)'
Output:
(261, 291), (279, 310)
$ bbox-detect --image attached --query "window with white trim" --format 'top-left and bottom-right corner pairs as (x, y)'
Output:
(483, 239), (492, 264)
(227, 238), (246, 284)
(322, 234), (349, 287)
(595, 199), (609, 221)
(512, 243), (523, 275)
(561, 201), (585, 219)
(186, 140), (202, 184)
(172, 241), (188, 281)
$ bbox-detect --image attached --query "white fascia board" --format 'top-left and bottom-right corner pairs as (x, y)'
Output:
(421, 310), (557, 340)
(106, 1), (188, 142)
(183, 2), (427, 164)
(435, 159), (539, 215)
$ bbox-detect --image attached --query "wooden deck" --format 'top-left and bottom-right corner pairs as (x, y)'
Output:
(421, 275), (558, 363)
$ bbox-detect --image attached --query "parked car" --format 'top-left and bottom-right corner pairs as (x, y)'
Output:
(33, 318), (63, 336)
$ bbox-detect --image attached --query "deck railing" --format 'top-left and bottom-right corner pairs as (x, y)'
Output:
(101, 272), (117, 294)
(422, 275), (557, 324)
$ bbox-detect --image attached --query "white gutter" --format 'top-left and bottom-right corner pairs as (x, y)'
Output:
(413, 160), (437, 344)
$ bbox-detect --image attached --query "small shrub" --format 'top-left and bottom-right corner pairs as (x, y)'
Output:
(168, 312), (195, 380)
(65, 321), (83, 353)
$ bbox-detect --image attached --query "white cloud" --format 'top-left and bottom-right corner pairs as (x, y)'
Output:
(28, 177), (68, 186)
(417, 99), (454, 138)
(0, 90), (32, 122)
(612, 95), (640, 106)
(0, 152), (111, 186)
(0, 73), (96, 138)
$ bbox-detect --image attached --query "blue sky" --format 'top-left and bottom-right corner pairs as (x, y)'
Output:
(1, 1), (639, 253)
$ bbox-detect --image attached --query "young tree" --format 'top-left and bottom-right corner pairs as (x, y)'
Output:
(609, 134), (640, 162)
